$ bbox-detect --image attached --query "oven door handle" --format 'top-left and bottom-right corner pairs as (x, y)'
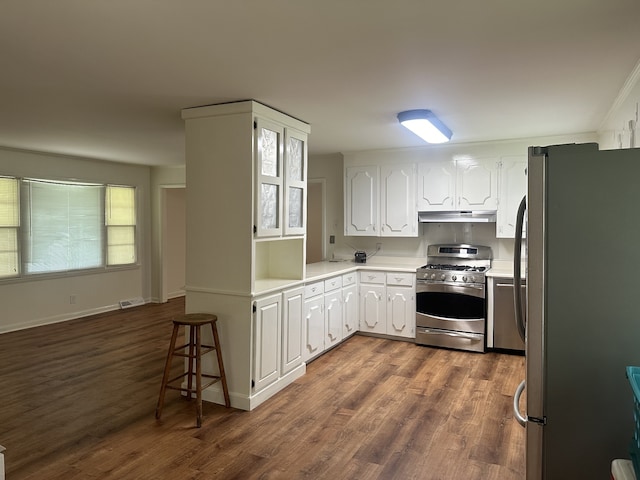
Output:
(418, 328), (483, 340)
(416, 282), (485, 297)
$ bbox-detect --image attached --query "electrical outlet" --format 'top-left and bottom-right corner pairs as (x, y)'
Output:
(69, 294), (77, 305)
(329, 235), (335, 244)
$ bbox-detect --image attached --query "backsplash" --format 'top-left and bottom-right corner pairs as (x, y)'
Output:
(334, 222), (516, 261)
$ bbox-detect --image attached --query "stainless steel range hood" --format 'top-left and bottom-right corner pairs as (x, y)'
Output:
(418, 211), (497, 223)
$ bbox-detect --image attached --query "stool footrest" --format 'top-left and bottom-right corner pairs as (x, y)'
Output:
(172, 344), (216, 358)
(165, 374), (224, 394)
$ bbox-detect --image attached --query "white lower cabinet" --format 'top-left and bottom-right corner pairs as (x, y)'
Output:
(385, 273), (416, 338)
(281, 287), (304, 376)
(359, 271), (416, 338)
(359, 271), (387, 334)
(253, 293), (281, 393)
(303, 281), (325, 361)
(303, 272), (360, 362)
(342, 272), (358, 338)
(253, 287), (304, 395)
(324, 276), (343, 348)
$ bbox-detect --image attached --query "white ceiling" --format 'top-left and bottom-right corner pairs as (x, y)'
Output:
(2, 0), (639, 166)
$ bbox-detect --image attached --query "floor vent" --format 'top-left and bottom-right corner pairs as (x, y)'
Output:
(119, 297), (145, 309)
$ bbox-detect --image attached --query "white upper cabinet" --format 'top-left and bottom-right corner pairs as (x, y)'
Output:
(496, 156), (527, 238)
(418, 157), (498, 212)
(456, 158), (499, 210)
(380, 164), (417, 237)
(344, 162), (417, 237)
(345, 165), (379, 236)
(256, 118), (284, 238)
(255, 118), (308, 238)
(283, 128), (307, 236)
(417, 160), (456, 211)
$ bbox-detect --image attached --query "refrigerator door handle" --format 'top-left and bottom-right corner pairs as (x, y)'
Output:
(513, 195), (526, 341)
(513, 379), (527, 427)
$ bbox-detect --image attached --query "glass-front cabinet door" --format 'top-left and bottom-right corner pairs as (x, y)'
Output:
(284, 128), (307, 236)
(255, 119), (284, 237)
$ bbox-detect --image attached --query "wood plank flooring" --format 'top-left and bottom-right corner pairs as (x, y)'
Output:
(0, 297), (525, 479)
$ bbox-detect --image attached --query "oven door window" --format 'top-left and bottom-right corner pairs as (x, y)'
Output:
(417, 291), (484, 319)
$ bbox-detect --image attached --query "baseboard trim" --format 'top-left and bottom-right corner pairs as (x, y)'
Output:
(0, 298), (152, 334)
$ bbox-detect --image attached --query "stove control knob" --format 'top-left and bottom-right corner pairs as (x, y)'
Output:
(439, 273), (446, 281)
(431, 273), (437, 280)
(462, 276), (467, 283)
(451, 275), (457, 281)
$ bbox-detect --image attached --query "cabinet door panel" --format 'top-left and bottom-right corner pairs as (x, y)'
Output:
(380, 164), (417, 237)
(359, 284), (386, 334)
(387, 286), (415, 338)
(417, 161), (456, 211)
(253, 295), (281, 392)
(497, 157), (527, 238)
(345, 166), (378, 235)
(284, 129), (307, 236)
(343, 284), (358, 337)
(282, 288), (304, 375)
(256, 119), (284, 237)
(303, 297), (325, 361)
(457, 159), (498, 210)
(325, 290), (343, 347)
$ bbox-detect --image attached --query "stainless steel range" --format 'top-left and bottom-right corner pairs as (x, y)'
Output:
(415, 244), (492, 353)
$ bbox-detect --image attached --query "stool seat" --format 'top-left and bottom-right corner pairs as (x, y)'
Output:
(155, 312), (230, 427)
(172, 313), (217, 326)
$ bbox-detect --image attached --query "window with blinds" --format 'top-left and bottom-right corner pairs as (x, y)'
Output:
(0, 177), (19, 278)
(22, 179), (103, 274)
(106, 185), (136, 266)
(0, 176), (137, 279)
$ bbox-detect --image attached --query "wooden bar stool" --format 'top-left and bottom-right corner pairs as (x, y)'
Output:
(155, 313), (230, 427)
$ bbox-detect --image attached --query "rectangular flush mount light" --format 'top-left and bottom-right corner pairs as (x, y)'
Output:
(397, 109), (452, 144)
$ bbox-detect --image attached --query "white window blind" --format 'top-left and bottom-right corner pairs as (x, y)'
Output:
(106, 185), (136, 265)
(22, 179), (103, 274)
(0, 177), (19, 277)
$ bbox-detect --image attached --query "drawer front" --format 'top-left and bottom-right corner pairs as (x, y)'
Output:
(386, 272), (415, 287)
(324, 276), (343, 292)
(305, 281), (324, 298)
(342, 272), (357, 287)
(359, 271), (385, 284)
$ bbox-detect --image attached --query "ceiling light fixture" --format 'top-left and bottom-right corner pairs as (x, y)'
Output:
(397, 109), (452, 144)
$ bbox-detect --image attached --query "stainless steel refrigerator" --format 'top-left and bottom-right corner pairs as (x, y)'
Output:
(513, 143), (640, 479)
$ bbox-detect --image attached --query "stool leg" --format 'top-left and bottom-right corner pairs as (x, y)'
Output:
(195, 325), (203, 428)
(186, 325), (195, 400)
(212, 321), (231, 408)
(156, 323), (180, 420)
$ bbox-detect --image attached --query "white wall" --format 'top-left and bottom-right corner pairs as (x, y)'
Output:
(599, 59), (640, 150)
(0, 147), (152, 333)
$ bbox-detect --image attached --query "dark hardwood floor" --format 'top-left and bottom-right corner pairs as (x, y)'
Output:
(0, 297), (525, 479)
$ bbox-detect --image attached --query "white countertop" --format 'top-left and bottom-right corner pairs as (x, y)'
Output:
(256, 256), (525, 295)
(253, 256), (425, 296)
(486, 259), (525, 279)
(305, 256), (424, 282)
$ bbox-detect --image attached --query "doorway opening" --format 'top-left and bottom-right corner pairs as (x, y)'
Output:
(306, 179), (325, 263)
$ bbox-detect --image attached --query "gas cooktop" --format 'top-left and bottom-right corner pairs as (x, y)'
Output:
(421, 264), (487, 272)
